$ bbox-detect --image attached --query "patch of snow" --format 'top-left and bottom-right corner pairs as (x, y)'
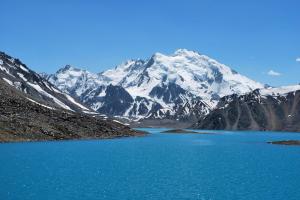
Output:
(43, 81), (54, 91)
(14, 81), (22, 91)
(2, 78), (13, 86)
(64, 93), (90, 110)
(112, 119), (127, 125)
(8, 58), (15, 63)
(6, 63), (16, 69)
(27, 82), (74, 111)
(260, 85), (300, 96)
(0, 64), (16, 78)
(51, 86), (64, 94)
(17, 72), (27, 82)
(0, 65), (9, 73)
(83, 110), (99, 114)
(19, 65), (29, 73)
(26, 98), (55, 110)
(98, 89), (106, 97)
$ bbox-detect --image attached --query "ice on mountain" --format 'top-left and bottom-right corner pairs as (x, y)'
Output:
(19, 65), (29, 73)
(3, 78), (14, 86)
(17, 72), (27, 82)
(27, 82), (73, 111)
(26, 97), (55, 110)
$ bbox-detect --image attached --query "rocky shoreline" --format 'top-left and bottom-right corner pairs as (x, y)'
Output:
(161, 129), (212, 134)
(0, 79), (146, 143)
(268, 140), (300, 146)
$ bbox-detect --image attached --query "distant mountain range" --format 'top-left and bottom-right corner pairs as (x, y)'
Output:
(1, 49), (300, 133)
(45, 49), (264, 125)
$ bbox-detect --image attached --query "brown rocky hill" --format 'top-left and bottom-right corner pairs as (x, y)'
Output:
(193, 89), (300, 132)
(0, 52), (145, 142)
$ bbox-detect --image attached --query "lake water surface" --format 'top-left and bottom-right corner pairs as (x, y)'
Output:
(1, 128), (300, 200)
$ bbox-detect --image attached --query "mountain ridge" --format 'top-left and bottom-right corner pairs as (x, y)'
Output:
(0, 51), (144, 142)
(193, 86), (300, 131)
(46, 49), (264, 122)
(2, 49), (300, 131)
(0, 51), (92, 113)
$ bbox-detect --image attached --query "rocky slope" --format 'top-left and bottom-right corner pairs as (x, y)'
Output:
(0, 52), (144, 142)
(193, 86), (300, 132)
(0, 52), (92, 113)
(47, 49), (263, 122)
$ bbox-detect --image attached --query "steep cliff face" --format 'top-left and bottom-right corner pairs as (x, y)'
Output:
(194, 87), (300, 132)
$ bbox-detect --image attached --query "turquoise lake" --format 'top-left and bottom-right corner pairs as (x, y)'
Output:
(1, 128), (300, 200)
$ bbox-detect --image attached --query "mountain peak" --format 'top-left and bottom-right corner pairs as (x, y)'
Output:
(151, 49), (201, 59)
(151, 52), (165, 59)
(48, 49), (264, 120)
(57, 65), (86, 74)
(60, 64), (75, 71)
(173, 48), (200, 56)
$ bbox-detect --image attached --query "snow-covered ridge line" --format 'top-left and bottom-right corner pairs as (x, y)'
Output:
(47, 49), (265, 121)
(260, 85), (300, 96)
(0, 51), (94, 113)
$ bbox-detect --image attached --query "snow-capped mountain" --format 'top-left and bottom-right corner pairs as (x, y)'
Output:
(0, 51), (91, 113)
(47, 49), (264, 121)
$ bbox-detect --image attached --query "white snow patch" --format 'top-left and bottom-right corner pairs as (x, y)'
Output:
(98, 89), (106, 97)
(0, 65), (16, 78)
(2, 78), (13, 86)
(43, 81), (54, 91)
(27, 82), (74, 111)
(83, 110), (99, 114)
(64, 94), (90, 110)
(0, 65), (9, 73)
(19, 65), (29, 73)
(260, 85), (300, 96)
(113, 119), (128, 126)
(17, 73), (27, 82)
(14, 81), (22, 91)
(26, 98), (55, 110)
(51, 86), (64, 94)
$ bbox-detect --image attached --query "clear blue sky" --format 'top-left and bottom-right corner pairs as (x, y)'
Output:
(1, 0), (299, 86)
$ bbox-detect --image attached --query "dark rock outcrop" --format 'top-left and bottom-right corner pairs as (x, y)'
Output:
(161, 129), (199, 134)
(193, 89), (300, 132)
(268, 140), (300, 146)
